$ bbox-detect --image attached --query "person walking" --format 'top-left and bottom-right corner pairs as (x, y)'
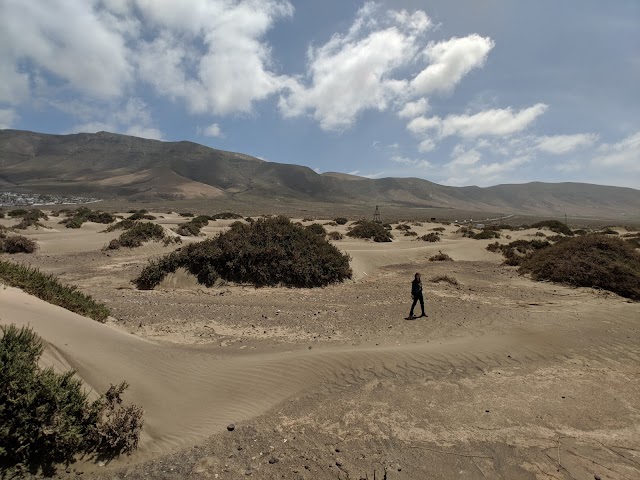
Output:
(409, 272), (426, 318)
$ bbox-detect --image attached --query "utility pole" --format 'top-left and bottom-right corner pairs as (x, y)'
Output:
(373, 205), (382, 223)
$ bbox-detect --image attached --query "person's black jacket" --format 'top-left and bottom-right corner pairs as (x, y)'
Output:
(411, 279), (423, 298)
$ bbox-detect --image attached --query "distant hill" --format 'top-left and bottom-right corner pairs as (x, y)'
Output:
(1, 129), (639, 218)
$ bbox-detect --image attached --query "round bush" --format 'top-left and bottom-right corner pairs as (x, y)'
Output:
(134, 216), (352, 289)
(346, 221), (393, 242)
(334, 217), (348, 225)
(521, 235), (640, 300)
(1, 235), (38, 254)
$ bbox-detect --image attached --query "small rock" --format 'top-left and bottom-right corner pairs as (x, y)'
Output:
(594, 475), (601, 480)
(227, 423), (235, 432)
(268, 457), (279, 464)
(336, 461), (343, 467)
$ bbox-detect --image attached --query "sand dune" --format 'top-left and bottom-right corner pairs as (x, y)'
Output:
(1, 285), (563, 458)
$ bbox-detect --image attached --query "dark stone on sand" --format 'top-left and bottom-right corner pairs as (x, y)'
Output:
(268, 456), (279, 464)
(227, 423), (235, 431)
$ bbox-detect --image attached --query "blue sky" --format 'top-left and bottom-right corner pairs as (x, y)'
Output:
(1, 0), (638, 188)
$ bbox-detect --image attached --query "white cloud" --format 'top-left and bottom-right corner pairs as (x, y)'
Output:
(536, 133), (598, 154)
(0, 0), (133, 100)
(417, 138), (436, 152)
(592, 131), (640, 172)
(409, 104), (548, 139)
(199, 123), (224, 138)
(410, 34), (494, 95)
(65, 98), (163, 139)
(448, 146), (481, 167)
(391, 155), (431, 168)
(0, 108), (17, 128)
(397, 98), (429, 119)
(125, 125), (164, 140)
(362, 171), (386, 178)
(279, 5), (492, 131)
(279, 4), (423, 130)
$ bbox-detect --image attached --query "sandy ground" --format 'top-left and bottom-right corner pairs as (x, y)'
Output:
(1, 214), (639, 479)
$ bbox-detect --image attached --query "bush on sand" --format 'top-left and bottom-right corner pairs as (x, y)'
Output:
(429, 250), (453, 261)
(0, 235), (38, 254)
(346, 221), (393, 242)
(107, 222), (169, 250)
(0, 261), (110, 321)
(0, 325), (143, 476)
(520, 235), (640, 300)
(134, 216), (352, 289)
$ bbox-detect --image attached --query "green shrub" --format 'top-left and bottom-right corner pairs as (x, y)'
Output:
(211, 212), (243, 220)
(60, 208), (115, 228)
(334, 217), (348, 225)
(599, 227), (618, 235)
(429, 250), (452, 261)
(0, 211), (4, 219)
(395, 224), (411, 232)
(530, 220), (573, 236)
(104, 218), (137, 232)
(175, 215), (211, 236)
(328, 231), (343, 240)
(412, 222), (423, 227)
(11, 209), (48, 230)
(0, 235), (38, 254)
(404, 231), (418, 237)
(431, 227), (445, 232)
(486, 239), (551, 266)
(127, 210), (156, 221)
(520, 235), (640, 300)
(0, 261), (110, 321)
(418, 233), (440, 242)
(134, 216), (352, 289)
(0, 325), (143, 476)
(107, 222), (166, 249)
(471, 229), (500, 240)
(347, 221), (393, 242)
(8, 209), (29, 217)
(573, 229), (588, 236)
(626, 237), (640, 249)
(178, 212), (194, 217)
(306, 223), (327, 236)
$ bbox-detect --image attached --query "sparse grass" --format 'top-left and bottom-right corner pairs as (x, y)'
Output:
(0, 260), (110, 321)
(211, 212), (243, 220)
(395, 224), (411, 231)
(127, 210), (156, 221)
(347, 221), (393, 242)
(179, 212), (194, 217)
(430, 274), (459, 286)
(0, 325), (143, 476)
(431, 227), (445, 232)
(418, 233), (440, 242)
(404, 231), (418, 237)
(328, 231), (343, 240)
(104, 218), (137, 232)
(429, 250), (453, 261)
(134, 216), (352, 289)
(573, 229), (588, 236)
(520, 235), (640, 300)
(469, 229), (501, 240)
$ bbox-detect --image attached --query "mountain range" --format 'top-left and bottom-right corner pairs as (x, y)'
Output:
(1, 129), (639, 218)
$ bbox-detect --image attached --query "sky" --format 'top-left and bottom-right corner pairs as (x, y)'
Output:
(1, 0), (639, 189)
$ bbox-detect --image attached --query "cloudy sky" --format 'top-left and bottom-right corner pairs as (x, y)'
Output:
(1, 0), (638, 188)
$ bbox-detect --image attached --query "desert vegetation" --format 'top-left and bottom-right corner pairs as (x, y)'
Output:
(0, 325), (143, 476)
(486, 239), (551, 266)
(134, 216), (352, 289)
(306, 223), (327, 236)
(529, 220), (573, 236)
(429, 250), (453, 261)
(0, 233), (38, 254)
(521, 235), (640, 300)
(346, 221), (393, 242)
(126, 209), (156, 221)
(107, 222), (174, 250)
(60, 207), (116, 228)
(0, 260), (110, 321)
(9, 209), (48, 230)
(334, 217), (348, 225)
(175, 215), (211, 236)
(418, 233), (440, 242)
(328, 231), (344, 240)
(430, 274), (459, 286)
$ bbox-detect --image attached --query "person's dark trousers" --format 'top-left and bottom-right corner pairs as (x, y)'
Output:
(410, 294), (425, 317)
